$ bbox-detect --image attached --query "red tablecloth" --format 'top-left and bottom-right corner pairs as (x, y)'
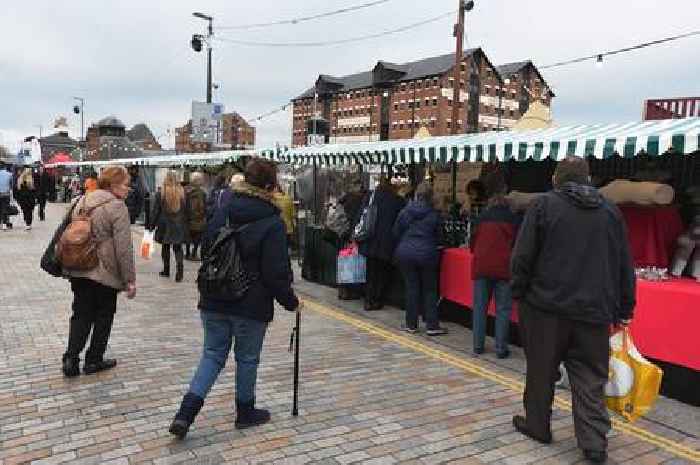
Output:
(619, 205), (684, 268)
(440, 247), (700, 371)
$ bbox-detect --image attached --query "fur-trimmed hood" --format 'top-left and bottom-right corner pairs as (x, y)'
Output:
(232, 181), (278, 208)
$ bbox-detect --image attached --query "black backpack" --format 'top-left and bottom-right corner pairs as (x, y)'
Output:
(197, 220), (261, 301)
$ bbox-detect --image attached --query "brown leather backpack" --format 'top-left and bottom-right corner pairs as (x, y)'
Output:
(56, 198), (111, 271)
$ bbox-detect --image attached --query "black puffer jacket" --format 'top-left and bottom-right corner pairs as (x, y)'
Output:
(199, 182), (298, 322)
(358, 187), (406, 262)
(510, 182), (636, 325)
(151, 193), (188, 245)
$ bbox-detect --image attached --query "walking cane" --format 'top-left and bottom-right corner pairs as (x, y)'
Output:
(289, 306), (301, 416)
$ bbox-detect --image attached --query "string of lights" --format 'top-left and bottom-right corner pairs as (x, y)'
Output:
(246, 104), (291, 125)
(214, 11), (452, 48)
(540, 29), (700, 69)
(217, 0), (392, 30)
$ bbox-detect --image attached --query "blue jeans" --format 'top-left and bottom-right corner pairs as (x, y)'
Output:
(188, 312), (268, 404)
(472, 278), (513, 353)
(401, 264), (440, 330)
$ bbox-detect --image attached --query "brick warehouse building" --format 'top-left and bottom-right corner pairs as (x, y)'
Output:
(291, 48), (554, 147)
(175, 112), (256, 153)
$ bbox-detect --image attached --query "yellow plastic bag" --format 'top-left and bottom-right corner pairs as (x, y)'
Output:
(605, 328), (663, 422)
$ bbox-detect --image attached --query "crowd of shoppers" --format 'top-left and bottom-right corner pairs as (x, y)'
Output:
(32, 156), (635, 464)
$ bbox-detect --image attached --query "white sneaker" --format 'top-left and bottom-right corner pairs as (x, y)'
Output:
(25, 225), (32, 231)
(1, 224), (6, 231)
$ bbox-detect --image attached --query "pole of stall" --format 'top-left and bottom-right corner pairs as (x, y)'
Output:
(451, 158), (457, 204)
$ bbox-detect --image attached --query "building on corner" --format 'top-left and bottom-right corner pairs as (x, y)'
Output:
(291, 49), (554, 147)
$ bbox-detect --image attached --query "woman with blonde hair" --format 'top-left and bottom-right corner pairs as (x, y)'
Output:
(15, 168), (36, 230)
(150, 171), (188, 282)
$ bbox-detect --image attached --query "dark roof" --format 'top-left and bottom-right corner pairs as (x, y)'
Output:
(496, 61), (531, 77)
(127, 123), (155, 142)
(296, 49), (481, 99)
(496, 60), (555, 97)
(40, 132), (77, 147)
(97, 115), (126, 129)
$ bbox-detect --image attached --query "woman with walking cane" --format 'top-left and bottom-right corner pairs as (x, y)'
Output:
(169, 159), (300, 439)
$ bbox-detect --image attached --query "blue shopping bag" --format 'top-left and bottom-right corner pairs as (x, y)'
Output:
(337, 243), (366, 284)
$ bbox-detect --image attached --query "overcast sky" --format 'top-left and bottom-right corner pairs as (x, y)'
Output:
(1, 0), (699, 152)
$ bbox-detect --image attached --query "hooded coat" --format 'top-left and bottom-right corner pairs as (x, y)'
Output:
(62, 190), (136, 291)
(392, 200), (442, 268)
(199, 182), (299, 322)
(510, 182), (636, 325)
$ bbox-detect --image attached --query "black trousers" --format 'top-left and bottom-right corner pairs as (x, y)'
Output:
(37, 198), (47, 221)
(21, 206), (34, 226)
(365, 257), (393, 306)
(64, 278), (118, 363)
(162, 243), (184, 271)
(519, 303), (611, 452)
(0, 195), (9, 225)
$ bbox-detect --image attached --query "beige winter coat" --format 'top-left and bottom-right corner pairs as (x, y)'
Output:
(63, 190), (136, 291)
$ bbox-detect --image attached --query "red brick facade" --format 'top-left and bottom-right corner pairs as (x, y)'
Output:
(176, 113), (256, 153)
(291, 50), (553, 147)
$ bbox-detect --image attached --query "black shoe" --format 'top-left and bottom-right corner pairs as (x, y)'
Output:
(512, 415), (552, 444)
(62, 358), (80, 378)
(401, 325), (418, 334)
(159, 270), (170, 278)
(497, 350), (511, 359)
(473, 347), (485, 355)
(169, 392), (204, 439)
(175, 266), (183, 283)
(235, 400), (271, 429)
(583, 450), (608, 463)
(426, 327), (448, 336)
(83, 358), (117, 375)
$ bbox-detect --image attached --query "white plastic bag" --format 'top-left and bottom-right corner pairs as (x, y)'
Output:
(140, 230), (154, 260)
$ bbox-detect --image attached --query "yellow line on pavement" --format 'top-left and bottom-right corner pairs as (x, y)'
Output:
(302, 298), (700, 463)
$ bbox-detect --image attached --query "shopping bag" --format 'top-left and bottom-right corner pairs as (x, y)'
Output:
(605, 327), (663, 422)
(140, 230), (155, 260)
(336, 243), (366, 284)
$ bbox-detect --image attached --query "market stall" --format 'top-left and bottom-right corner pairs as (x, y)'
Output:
(266, 118), (700, 404)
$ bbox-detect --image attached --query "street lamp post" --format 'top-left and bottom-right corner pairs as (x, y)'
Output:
(73, 97), (85, 161)
(192, 12), (214, 104)
(451, 0), (474, 135)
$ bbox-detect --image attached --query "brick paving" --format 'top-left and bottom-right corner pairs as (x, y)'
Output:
(0, 203), (698, 465)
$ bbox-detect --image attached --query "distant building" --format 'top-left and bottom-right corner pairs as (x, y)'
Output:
(291, 49), (554, 147)
(643, 97), (700, 120)
(85, 116), (141, 161)
(127, 124), (162, 151)
(39, 131), (78, 163)
(175, 112), (256, 153)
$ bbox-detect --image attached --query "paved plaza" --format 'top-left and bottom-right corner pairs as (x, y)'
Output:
(0, 203), (698, 465)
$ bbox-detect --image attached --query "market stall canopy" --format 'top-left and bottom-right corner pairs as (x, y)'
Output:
(261, 118), (700, 166)
(44, 150), (254, 169)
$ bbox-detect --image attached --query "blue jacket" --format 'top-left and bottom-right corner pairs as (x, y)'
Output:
(199, 184), (298, 322)
(392, 200), (442, 268)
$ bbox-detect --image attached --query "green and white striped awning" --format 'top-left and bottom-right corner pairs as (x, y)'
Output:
(261, 118), (700, 166)
(44, 150), (254, 169)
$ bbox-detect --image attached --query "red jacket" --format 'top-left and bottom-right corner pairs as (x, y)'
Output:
(470, 204), (521, 280)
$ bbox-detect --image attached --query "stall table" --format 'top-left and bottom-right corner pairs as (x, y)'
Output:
(440, 247), (700, 372)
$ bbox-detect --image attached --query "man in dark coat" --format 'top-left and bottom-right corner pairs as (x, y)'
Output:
(358, 178), (405, 310)
(510, 156), (636, 464)
(33, 166), (51, 221)
(125, 172), (144, 224)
